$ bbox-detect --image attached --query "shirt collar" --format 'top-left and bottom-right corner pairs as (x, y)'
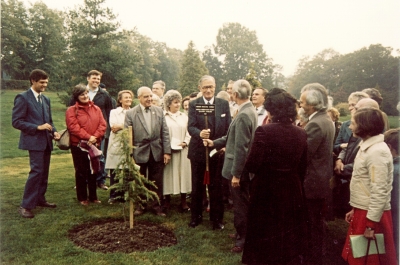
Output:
(237, 100), (252, 112)
(30, 87), (40, 99)
(140, 104), (150, 112)
(359, 134), (384, 151)
(87, 85), (99, 93)
(203, 97), (215, 104)
(308, 111), (317, 121)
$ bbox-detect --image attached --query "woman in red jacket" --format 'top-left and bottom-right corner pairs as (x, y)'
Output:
(66, 84), (107, 205)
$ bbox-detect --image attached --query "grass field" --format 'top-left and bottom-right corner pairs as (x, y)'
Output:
(0, 89), (380, 265)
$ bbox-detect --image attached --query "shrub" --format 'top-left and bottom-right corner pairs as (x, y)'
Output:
(335, 102), (349, 116)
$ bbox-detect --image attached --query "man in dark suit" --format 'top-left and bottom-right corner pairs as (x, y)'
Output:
(299, 83), (335, 262)
(12, 69), (60, 218)
(204, 80), (257, 251)
(188, 75), (231, 229)
(124, 86), (171, 216)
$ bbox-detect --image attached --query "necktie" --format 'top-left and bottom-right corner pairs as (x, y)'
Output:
(38, 94), (42, 106)
(145, 107), (150, 113)
(207, 101), (211, 105)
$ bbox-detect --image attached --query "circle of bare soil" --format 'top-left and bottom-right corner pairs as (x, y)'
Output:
(68, 219), (177, 253)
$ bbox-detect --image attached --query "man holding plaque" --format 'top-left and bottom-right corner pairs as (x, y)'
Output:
(188, 75), (231, 229)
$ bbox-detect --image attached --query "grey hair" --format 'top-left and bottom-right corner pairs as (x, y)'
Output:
(151, 93), (161, 106)
(232, 79), (252, 100)
(198, 75), (215, 87)
(348, 91), (369, 103)
(227, 80), (235, 86)
(300, 83), (329, 111)
(137, 86), (152, 97)
(163, 89), (182, 110)
(153, 80), (166, 90)
(216, 91), (230, 101)
(298, 108), (308, 123)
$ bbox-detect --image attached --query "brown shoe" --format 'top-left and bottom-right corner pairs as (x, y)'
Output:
(18, 207), (34, 218)
(80, 200), (89, 206)
(91, 200), (101, 204)
(37, 201), (57, 208)
(231, 246), (244, 253)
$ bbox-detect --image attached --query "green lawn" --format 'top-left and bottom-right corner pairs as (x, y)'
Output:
(1, 90), (352, 264)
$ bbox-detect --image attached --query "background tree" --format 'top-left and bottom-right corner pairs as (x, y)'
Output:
(27, 2), (68, 85)
(153, 43), (182, 90)
(213, 23), (276, 89)
(1, 0), (33, 79)
(66, 0), (134, 96)
(288, 44), (399, 114)
(179, 41), (208, 97)
(202, 47), (224, 90)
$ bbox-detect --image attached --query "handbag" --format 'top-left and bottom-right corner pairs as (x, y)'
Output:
(350, 234), (385, 261)
(55, 129), (70, 150)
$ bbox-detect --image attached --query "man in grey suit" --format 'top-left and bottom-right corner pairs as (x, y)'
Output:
(124, 86), (171, 216)
(12, 69), (60, 218)
(299, 83), (335, 262)
(204, 80), (258, 252)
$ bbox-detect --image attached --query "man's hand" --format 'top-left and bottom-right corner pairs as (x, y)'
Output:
(334, 159), (344, 175)
(53, 132), (61, 140)
(231, 176), (240, 188)
(37, 123), (53, 131)
(200, 129), (210, 139)
(340, 143), (348, 150)
(178, 142), (187, 148)
(203, 139), (214, 147)
(164, 154), (171, 165)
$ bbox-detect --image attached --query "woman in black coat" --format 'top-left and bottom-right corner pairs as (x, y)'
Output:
(242, 88), (308, 265)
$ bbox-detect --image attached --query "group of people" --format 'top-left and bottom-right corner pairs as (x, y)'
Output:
(12, 69), (398, 265)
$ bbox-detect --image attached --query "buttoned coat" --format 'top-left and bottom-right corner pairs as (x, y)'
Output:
(187, 97), (231, 161)
(213, 101), (257, 180)
(12, 89), (56, 151)
(303, 110), (335, 199)
(124, 105), (171, 163)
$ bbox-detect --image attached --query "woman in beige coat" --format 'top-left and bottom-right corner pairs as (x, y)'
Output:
(162, 90), (191, 211)
(342, 108), (397, 265)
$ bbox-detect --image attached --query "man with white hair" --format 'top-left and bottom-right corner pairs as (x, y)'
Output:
(204, 79), (258, 252)
(124, 86), (171, 216)
(299, 83), (335, 262)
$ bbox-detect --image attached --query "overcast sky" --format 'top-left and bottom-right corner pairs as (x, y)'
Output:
(22, 0), (400, 76)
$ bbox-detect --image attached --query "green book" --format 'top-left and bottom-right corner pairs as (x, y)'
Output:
(350, 234), (386, 258)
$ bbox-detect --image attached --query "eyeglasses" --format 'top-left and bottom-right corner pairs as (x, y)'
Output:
(201, 85), (215, 90)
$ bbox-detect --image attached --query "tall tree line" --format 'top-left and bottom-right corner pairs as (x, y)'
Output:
(2, 0), (398, 114)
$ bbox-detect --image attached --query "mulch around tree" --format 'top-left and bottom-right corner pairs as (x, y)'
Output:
(68, 219), (177, 253)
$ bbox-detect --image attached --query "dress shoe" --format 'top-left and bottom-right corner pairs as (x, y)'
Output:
(91, 200), (101, 204)
(18, 207), (34, 218)
(80, 200), (89, 206)
(97, 183), (109, 190)
(153, 206), (166, 217)
(37, 201), (57, 208)
(231, 246), (244, 253)
(213, 221), (224, 230)
(188, 216), (202, 228)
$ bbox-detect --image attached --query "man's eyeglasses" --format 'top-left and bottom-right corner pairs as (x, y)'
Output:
(201, 85), (215, 90)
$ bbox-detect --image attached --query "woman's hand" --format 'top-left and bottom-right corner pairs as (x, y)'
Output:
(178, 142), (187, 148)
(111, 125), (123, 133)
(88, 136), (97, 146)
(345, 208), (354, 223)
(364, 228), (375, 240)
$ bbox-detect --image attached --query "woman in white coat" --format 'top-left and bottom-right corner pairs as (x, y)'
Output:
(341, 108), (397, 265)
(105, 90), (133, 204)
(163, 90), (191, 211)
